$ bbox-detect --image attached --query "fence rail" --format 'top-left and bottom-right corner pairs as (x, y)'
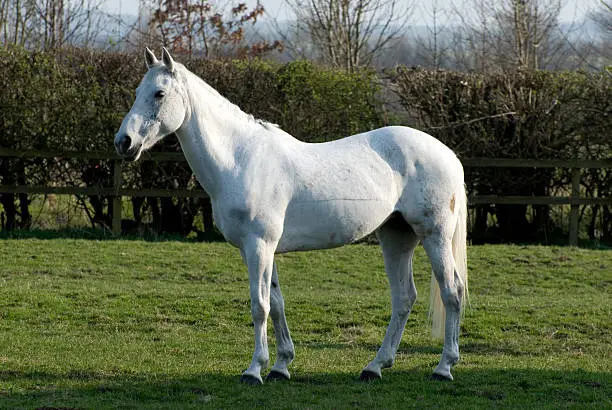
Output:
(1, 148), (611, 245)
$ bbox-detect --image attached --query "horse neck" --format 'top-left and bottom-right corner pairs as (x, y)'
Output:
(174, 69), (255, 198)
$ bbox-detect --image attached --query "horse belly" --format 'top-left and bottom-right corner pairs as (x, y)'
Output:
(277, 199), (393, 252)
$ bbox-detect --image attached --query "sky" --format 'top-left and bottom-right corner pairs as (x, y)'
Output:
(103, 0), (593, 25)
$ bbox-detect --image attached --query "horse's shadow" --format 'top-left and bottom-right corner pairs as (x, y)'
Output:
(1, 365), (608, 408)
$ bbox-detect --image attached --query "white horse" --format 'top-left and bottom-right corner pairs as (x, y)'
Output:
(115, 48), (468, 385)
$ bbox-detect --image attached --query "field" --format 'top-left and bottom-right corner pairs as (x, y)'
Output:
(0, 238), (610, 409)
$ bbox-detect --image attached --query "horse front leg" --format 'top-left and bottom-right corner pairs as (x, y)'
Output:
(266, 262), (295, 381)
(240, 236), (275, 385)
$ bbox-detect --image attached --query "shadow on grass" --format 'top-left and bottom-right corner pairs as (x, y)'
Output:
(0, 367), (609, 409)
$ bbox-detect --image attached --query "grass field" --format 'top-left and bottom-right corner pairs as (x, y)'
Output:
(0, 238), (610, 409)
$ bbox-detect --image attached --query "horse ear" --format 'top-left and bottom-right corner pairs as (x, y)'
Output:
(144, 47), (158, 69)
(161, 47), (175, 73)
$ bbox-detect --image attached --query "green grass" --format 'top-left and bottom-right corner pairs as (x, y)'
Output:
(0, 240), (609, 409)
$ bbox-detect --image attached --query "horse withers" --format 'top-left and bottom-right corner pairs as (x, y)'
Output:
(115, 48), (468, 385)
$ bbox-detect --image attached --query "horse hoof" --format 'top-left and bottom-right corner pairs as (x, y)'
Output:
(431, 372), (453, 382)
(359, 370), (381, 381)
(240, 374), (263, 386)
(266, 370), (290, 382)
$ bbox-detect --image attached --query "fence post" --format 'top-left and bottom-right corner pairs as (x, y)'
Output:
(569, 168), (581, 246)
(111, 159), (122, 236)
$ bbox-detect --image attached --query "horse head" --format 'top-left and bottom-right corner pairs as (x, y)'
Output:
(114, 48), (188, 161)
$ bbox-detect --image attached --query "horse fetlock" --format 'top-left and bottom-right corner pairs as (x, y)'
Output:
(257, 355), (270, 369)
(248, 349), (269, 373)
(449, 352), (460, 366)
(440, 349), (460, 369)
(278, 347), (295, 363)
(380, 356), (395, 369)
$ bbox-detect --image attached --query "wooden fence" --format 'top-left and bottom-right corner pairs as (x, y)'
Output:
(0, 148), (610, 245)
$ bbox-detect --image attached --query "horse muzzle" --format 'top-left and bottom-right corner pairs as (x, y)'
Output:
(114, 134), (142, 161)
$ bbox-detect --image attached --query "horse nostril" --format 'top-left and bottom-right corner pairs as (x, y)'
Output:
(116, 135), (132, 154)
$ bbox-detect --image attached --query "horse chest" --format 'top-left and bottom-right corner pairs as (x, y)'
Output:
(211, 197), (284, 248)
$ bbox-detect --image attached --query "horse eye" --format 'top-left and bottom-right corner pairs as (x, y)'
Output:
(155, 90), (166, 99)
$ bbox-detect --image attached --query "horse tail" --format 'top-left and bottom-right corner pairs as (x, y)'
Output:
(430, 185), (468, 339)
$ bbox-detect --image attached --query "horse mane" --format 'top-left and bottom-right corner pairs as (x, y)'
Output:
(174, 62), (281, 132)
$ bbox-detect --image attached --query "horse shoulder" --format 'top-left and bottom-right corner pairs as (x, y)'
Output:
(213, 197), (285, 249)
(212, 153), (291, 247)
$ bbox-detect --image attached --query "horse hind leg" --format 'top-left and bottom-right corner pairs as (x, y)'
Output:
(361, 214), (419, 380)
(422, 232), (465, 381)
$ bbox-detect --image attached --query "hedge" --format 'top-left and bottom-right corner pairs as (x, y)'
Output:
(393, 67), (611, 243)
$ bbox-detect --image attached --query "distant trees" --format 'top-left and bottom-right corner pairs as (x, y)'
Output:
(586, 0), (612, 68)
(377, 0), (611, 72)
(0, 0), (105, 49)
(280, 0), (413, 71)
(450, 0), (567, 71)
(413, 0), (453, 70)
(591, 0), (612, 35)
(2, 0), (606, 72)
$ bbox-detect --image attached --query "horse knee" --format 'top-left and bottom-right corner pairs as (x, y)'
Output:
(251, 299), (270, 321)
(395, 289), (417, 316)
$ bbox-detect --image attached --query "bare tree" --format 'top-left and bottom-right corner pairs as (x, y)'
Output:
(447, 0), (491, 71)
(590, 0), (612, 61)
(63, 0), (106, 48)
(0, 0), (39, 47)
(586, 0), (612, 71)
(414, 0), (451, 69)
(453, 0), (567, 71)
(591, 0), (612, 35)
(281, 0), (414, 71)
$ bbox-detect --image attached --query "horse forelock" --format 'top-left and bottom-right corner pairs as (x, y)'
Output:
(147, 61), (164, 69)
